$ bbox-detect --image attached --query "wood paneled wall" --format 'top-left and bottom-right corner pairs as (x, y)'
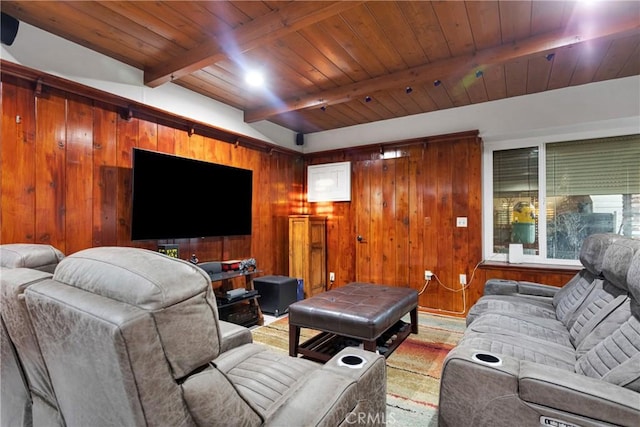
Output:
(1, 67), (577, 315)
(305, 132), (483, 315)
(1, 75), (303, 277)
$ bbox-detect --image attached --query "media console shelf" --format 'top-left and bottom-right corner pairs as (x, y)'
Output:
(210, 268), (263, 327)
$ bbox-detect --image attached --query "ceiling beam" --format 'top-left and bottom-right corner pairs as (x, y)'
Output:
(144, 1), (363, 87)
(244, 16), (640, 123)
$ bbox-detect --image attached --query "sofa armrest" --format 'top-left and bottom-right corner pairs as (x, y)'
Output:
(440, 346), (640, 427)
(266, 348), (386, 426)
(519, 361), (640, 427)
(218, 320), (253, 353)
(484, 278), (558, 299)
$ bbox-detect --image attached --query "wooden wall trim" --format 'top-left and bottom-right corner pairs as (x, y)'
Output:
(0, 60), (300, 156)
(304, 130), (480, 160)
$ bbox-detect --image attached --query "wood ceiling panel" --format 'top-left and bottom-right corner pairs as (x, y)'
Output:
(618, 43), (640, 78)
(398, 1), (450, 62)
(128, 2), (211, 46)
(340, 4), (405, 74)
(275, 32), (344, 90)
(406, 85), (439, 113)
(320, 12), (387, 79)
(465, 1), (501, 50)
(504, 59), (528, 97)
(432, 1), (475, 56)
(73, 2), (195, 52)
(425, 83), (455, 111)
(443, 79), (471, 108)
(387, 89), (425, 117)
(526, 55), (553, 94)
(464, 73), (489, 105)
(372, 91), (413, 118)
(499, 1), (532, 43)
(366, 1), (426, 69)
(593, 35), (640, 81)
(3, 1), (157, 68)
(161, 2), (232, 39)
(201, 1), (255, 27)
(249, 42), (321, 94)
(3, 0), (638, 135)
(547, 45), (581, 90)
(530, 1), (573, 35)
(570, 39), (613, 87)
(483, 64), (507, 101)
(298, 23), (365, 83)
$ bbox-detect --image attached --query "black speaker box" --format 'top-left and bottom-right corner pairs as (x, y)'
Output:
(1, 13), (19, 46)
(253, 275), (298, 316)
(295, 133), (304, 146)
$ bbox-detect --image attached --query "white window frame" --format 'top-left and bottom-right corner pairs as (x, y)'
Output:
(482, 123), (639, 266)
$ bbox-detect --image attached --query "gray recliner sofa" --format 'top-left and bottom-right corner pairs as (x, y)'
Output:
(0, 243), (262, 427)
(1, 244), (66, 427)
(20, 246), (386, 426)
(439, 234), (640, 427)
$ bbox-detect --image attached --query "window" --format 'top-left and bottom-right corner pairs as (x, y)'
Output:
(487, 134), (640, 264)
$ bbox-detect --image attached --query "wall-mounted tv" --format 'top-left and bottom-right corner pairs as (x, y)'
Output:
(131, 148), (252, 240)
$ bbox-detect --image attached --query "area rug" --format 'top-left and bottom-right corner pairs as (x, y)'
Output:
(250, 312), (466, 426)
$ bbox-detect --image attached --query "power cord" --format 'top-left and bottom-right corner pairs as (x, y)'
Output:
(417, 259), (484, 315)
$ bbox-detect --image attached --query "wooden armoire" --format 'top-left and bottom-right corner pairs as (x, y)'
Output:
(288, 215), (327, 298)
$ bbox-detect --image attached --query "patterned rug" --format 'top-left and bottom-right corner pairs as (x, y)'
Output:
(250, 312), (465, 426)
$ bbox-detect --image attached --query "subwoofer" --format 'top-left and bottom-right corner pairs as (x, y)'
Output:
(253, 275), (298, 317)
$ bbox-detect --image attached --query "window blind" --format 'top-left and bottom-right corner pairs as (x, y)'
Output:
(546, 134), (640, 196)
(493, 147), (539, 194)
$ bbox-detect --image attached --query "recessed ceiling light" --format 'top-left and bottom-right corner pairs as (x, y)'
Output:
(245, 71), (264, 87)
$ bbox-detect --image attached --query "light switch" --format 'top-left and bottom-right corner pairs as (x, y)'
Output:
(456, 217), (468, 227)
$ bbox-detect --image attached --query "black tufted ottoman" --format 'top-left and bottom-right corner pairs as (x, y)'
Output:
(288, 282), (418, 362)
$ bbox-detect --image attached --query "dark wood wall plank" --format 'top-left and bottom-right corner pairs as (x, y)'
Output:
(1, 78), (36, 242)
(92, 107), (118, 247)
(35, 91), (67, 251)
(65, 96), (94, 254)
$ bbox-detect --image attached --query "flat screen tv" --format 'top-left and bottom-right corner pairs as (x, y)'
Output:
(131, 148), (252, 240)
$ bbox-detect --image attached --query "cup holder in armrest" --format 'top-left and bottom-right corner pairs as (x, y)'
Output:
(338, 354), (366, 369)
(472, 352), (502, 366)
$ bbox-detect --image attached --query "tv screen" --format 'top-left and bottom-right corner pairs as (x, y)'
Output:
(131, 148), (252, 240)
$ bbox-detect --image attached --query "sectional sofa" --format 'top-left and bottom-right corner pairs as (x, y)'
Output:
(440, 234), (640, 427)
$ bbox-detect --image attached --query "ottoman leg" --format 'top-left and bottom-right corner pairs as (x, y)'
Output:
(289, 325), (301, 357)
(363, 340), (377, 353)
(410, 307), (418, 334)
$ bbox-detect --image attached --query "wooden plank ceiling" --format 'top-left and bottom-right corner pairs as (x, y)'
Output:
(3, 1), (639, 135)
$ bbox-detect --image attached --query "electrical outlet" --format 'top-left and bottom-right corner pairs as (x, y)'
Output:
(424, 270), (433, 280)
(459, 274), (467, 285)
(329, 272), (335, 282)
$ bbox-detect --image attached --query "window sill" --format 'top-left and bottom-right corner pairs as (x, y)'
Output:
(479, 261), (581, 274)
